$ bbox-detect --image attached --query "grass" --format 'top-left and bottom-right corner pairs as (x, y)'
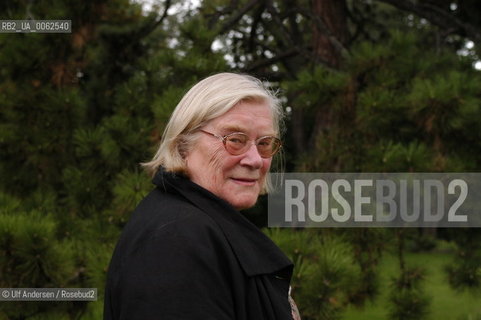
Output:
(343, 247), (481, 320)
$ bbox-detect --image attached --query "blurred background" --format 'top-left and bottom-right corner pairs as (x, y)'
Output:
(1, 0), (481, 319)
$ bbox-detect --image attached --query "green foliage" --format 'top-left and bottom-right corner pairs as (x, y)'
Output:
(0, 211), (74, 287)
(286, 31), (481, 173)
(266, 229), (363, 320)
(0, 0), (227, 318)
(445, 229), (481, 290)
(363, 141), (434, 172)
(108, 169), (152, 225)
(287, 66), (349, 110)
(386, 229), (431, 320)
(1, 0), (481, 319)
(0, 207), (77, 319)
(388, 267), (430, 320)
(341, 228), (387, 304)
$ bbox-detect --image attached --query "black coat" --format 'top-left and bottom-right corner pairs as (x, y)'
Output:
(104, 169), (295, 320)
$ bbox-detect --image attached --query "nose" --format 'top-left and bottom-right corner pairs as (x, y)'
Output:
(239, 143), (263, 169)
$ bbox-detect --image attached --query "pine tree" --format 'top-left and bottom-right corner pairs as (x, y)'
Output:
(2, 0), (481, 319)
(0, 0), (226, 318)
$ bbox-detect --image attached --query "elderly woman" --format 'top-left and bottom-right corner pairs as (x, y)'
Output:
(104, 73), (300, 320)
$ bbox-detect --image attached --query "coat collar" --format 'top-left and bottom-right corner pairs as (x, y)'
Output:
(153, 168), (293, 278)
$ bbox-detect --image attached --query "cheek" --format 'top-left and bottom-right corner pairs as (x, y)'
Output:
(216, 154), (243, 174)
(209, 149), (234, 177)
(262, 159), (272, 172)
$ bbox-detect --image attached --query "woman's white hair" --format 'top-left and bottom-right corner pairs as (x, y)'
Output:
(142, 72), (283, 192)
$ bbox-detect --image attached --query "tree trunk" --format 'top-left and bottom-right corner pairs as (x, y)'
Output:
(311, 0), (348, 68)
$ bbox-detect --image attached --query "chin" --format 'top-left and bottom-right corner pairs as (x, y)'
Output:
(230, 197), (258, 211)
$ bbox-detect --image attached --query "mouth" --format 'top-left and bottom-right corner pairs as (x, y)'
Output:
(230, 177), (258, 186)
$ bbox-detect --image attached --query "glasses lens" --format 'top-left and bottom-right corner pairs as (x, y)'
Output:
(223, 132), (281, 157)
(225, 133), (248, 154)
(257, 137), (281, 157)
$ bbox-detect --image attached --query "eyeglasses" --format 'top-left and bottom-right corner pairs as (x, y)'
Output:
(200, 130), (282, 158)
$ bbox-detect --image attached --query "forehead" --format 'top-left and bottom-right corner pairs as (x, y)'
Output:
(209, 101), (275, 134)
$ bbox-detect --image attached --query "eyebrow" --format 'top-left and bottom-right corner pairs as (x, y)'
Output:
(219, 125), (248, 134)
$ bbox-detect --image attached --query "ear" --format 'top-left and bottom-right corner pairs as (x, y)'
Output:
(177, 135), (189, 159)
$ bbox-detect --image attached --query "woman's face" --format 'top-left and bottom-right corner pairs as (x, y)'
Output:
(185, 100), (275, 210)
